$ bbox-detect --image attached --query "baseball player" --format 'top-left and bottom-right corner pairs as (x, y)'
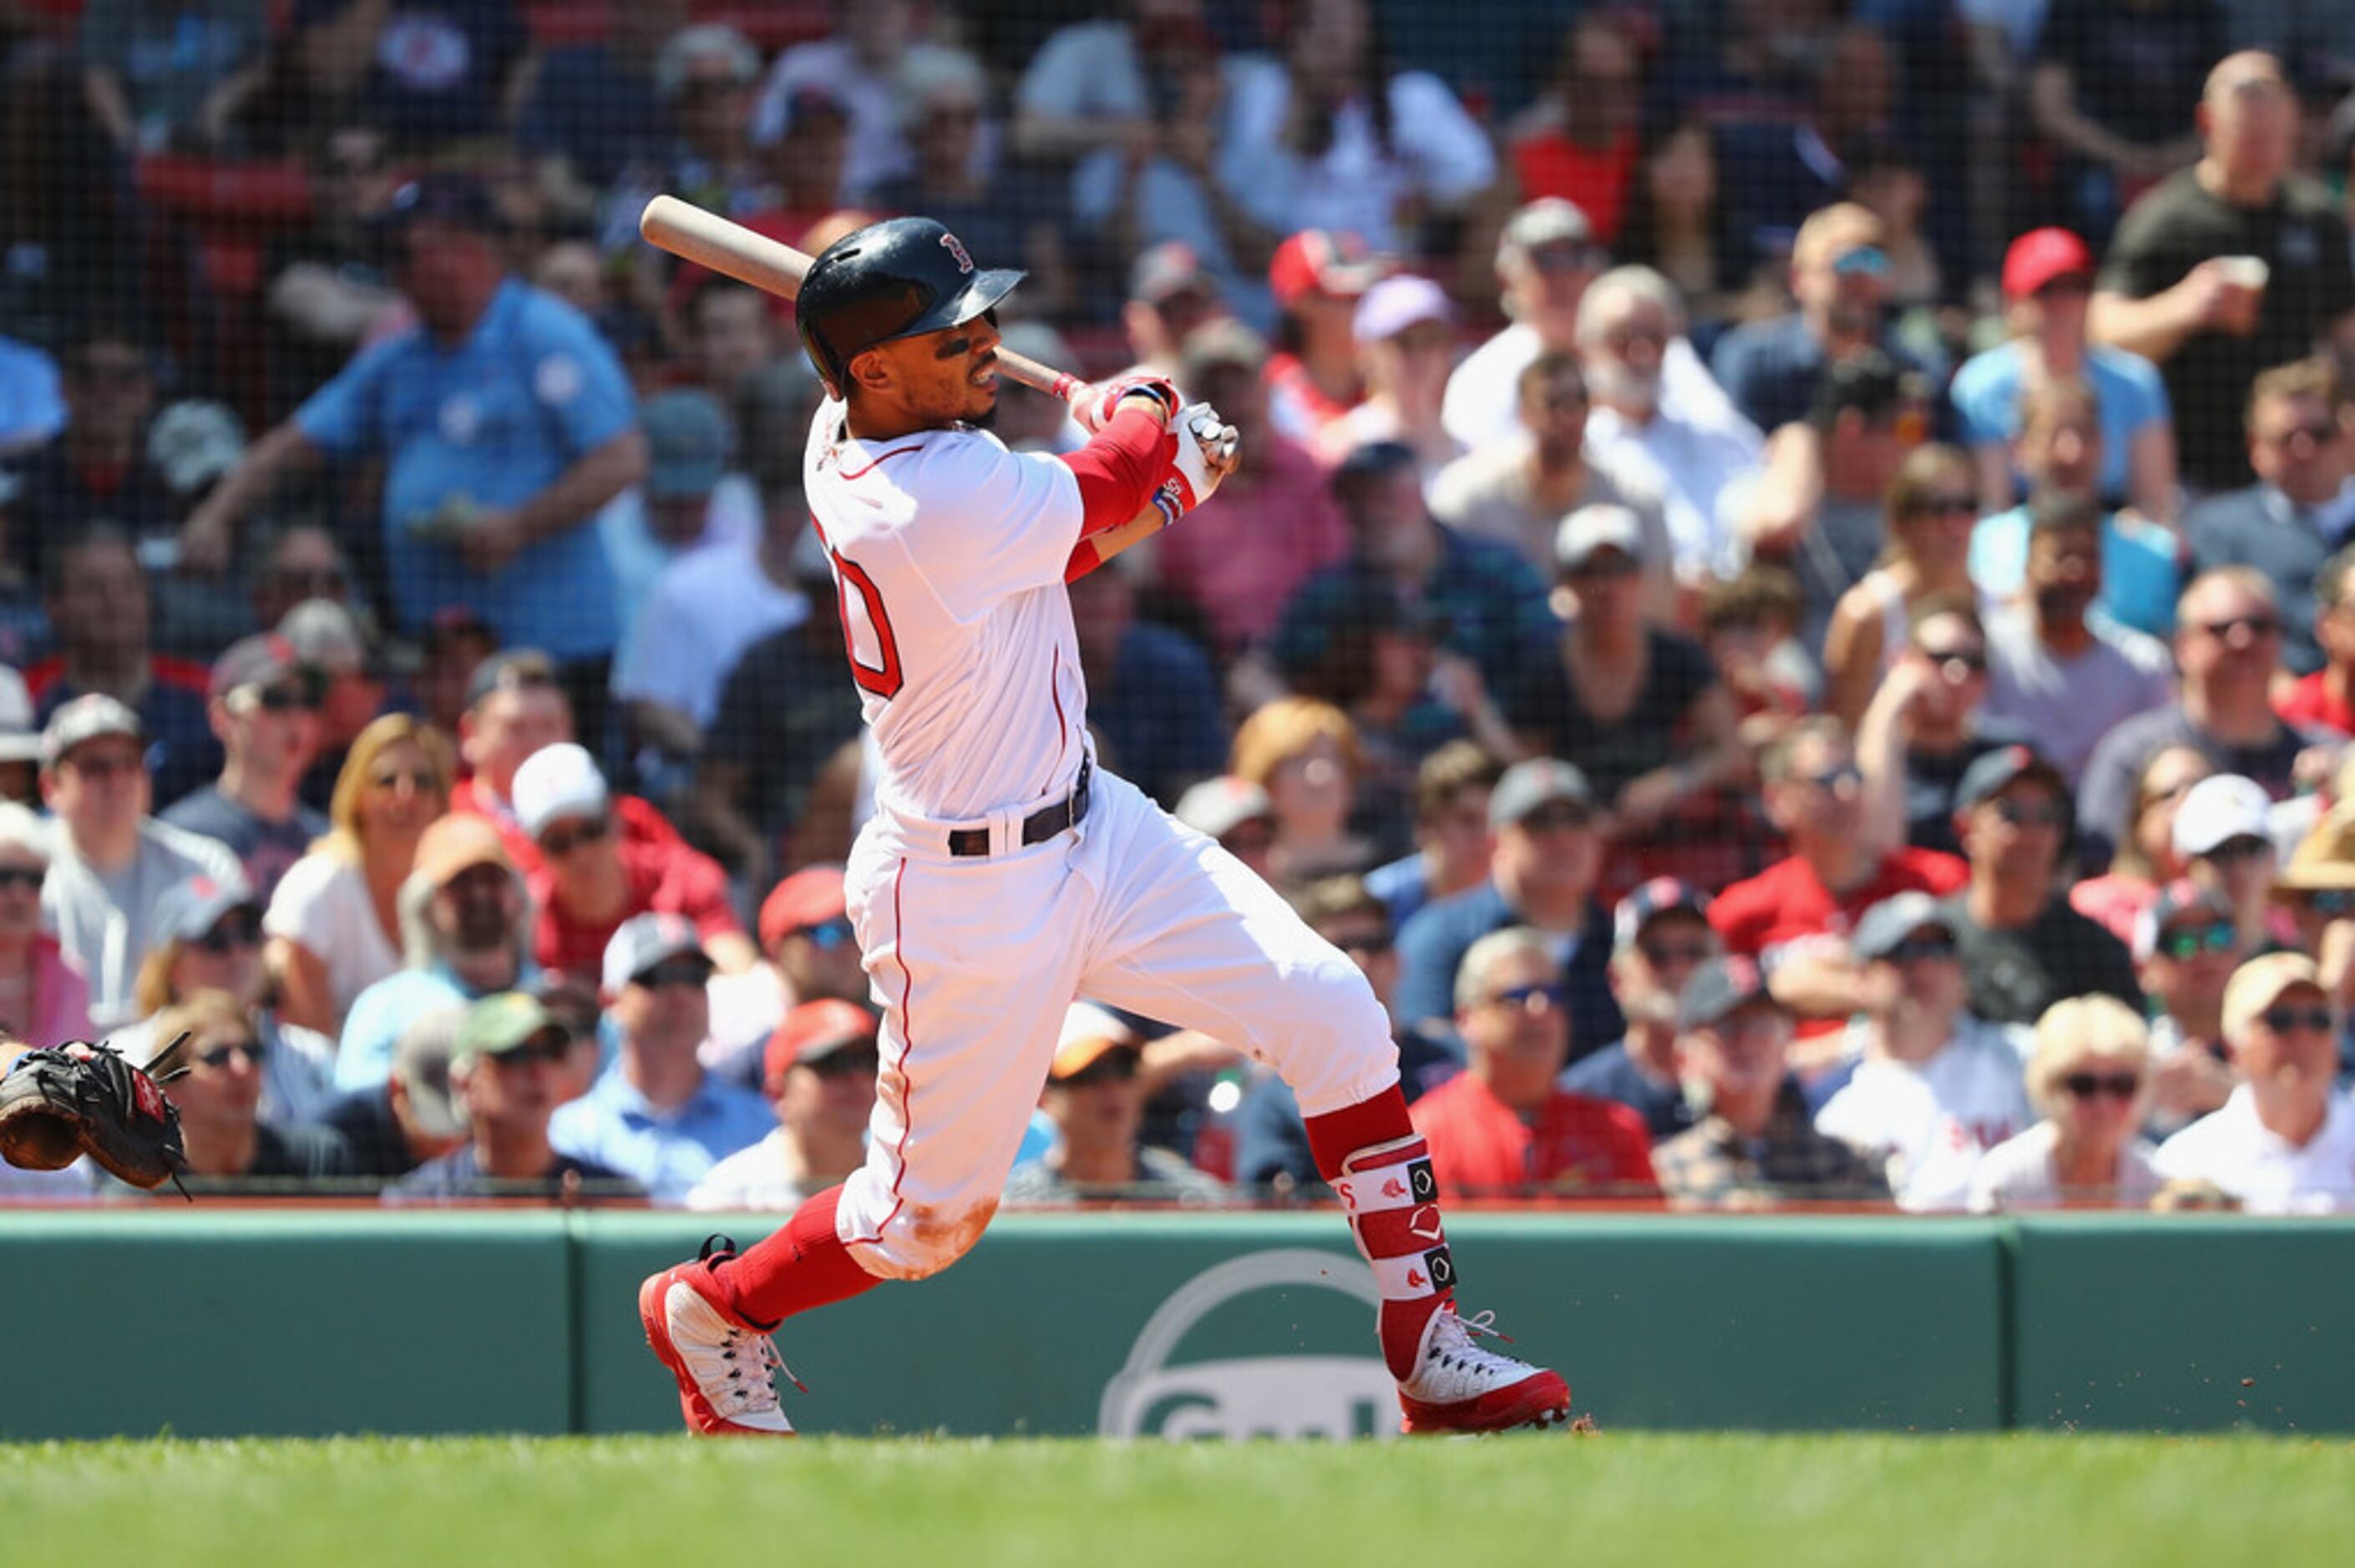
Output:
(637, 217), (1573, 1436)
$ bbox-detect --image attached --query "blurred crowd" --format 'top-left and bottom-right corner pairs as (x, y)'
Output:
(9, 0), (2355, 1214)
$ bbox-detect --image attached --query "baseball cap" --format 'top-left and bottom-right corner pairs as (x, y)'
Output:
(453, 991), (568, 1068)
(2275, 805), (2355, 893)
(411, 812), (514, 889)
(391, 1004), (470, 1141)
(641, 388), (734, 501)
(762, 998), (881, 1083)
(1269, 230), (1384, 311)
(1954, 744), (2066, 814)
(604, 911), (708, 994)
(1175, 776), (1273, 841)
(154, 873), (259, 943)
(1613, 877), (1712, 951)
(1489, 758), (1596, 831)
(511, 742), (610, 838)
(2173, 774), (2274, 860)
(1130, 240), (1218, 306)
(210, 632), (301, 702)
(1350, 274), (1455, 346)
(2221, 951), (2325, 1041)
(1498, 198), (1597, 271)
(1555, 503), (1646, 574)
(147, 399), (246, 497)
(2133, 878), (2236, 962)
(1850, 891), (1961, 964)
(464, 648), (560, 712)
(2001, 227), (2095, 301)
(1331, 438), (1420, 491)
(1676, 953), (1777, 1032)
(0, 665), (40, 763)
(1049, 1001), (1142, 1081)
(757, 865), (849, 950)
(40, 692), (142, 768)
(277, 597), (367, 677)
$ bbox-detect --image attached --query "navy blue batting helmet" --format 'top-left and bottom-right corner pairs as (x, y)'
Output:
(795, 216), (1024, 393)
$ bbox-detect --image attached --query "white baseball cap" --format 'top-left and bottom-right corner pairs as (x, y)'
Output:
(2173, 774), (2274, 860)
(1555, 503), (1646, 574)
(1351, 274), (1456, 345)
(511, 741), (610, 838)
(0, 665), (38, 763)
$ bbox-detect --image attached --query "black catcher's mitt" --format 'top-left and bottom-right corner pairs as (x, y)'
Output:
(0, 1034), (192, 1193)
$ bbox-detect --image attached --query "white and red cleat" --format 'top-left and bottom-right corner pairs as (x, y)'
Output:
(1395, 1305), (1574, 1435)
(639, 1237), (798, 1437)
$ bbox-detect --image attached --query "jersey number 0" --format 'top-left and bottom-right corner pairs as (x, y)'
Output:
(827, 546), (904, 699)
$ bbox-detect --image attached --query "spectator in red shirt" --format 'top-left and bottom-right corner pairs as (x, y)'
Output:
(2276, 543), (2355, 737)
(1264, 230), (1382, 451)
(1410, 926), (1656, 1198)
(513, 741), (753, 989)
(1709, 718), (1967, 1044)
(1507, 17), (1643, 246)
(450, 650), (681, 873)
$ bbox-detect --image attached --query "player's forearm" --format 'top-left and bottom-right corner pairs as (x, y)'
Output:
(1065, 505), (1167, 580)
(1058, 406), (1177, 536)
(511, 430), (648, 545)
(195, 422), (318, 536)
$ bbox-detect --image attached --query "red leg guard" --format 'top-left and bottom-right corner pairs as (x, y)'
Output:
(1308, 1090), (1455, 1382)
(712, 1186), (881, 1329)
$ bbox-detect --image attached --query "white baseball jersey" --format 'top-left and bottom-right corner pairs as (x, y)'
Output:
(799, 396), (1398, 1282)
(1815, 1018), (2033, 1211)
(803, 396), (1091, 822)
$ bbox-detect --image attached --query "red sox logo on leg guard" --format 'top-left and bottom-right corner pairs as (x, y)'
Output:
(939, 231), (975, 274)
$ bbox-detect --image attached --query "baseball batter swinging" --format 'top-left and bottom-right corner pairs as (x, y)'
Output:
(638, 216), (1573, 1436)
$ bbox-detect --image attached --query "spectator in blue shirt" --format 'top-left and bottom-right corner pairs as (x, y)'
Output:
(550, 911), (772, 1203)
(180, 173), (647, 733)
(1362, 740), (1502, 934)
(1392, 757), (1625, 1058)
(0, 336), (63, 456)
(1559, 878), (1721, 1141)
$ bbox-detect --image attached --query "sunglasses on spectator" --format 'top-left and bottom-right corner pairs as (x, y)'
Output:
(1920, 646), (1987, 676)
(1994, 797), (2067, 827)
(1518, 803), (1593, 833)
(2061, 1071), (2140, 1100)
(1529, 243), (1607, 275)
(806, 1047), (881, 1080)
(2306, 888), (2355, 918)
(1640, 939), (1715, 969)
(2154, 921), (2236, 960)
(634, 959), (713, 992)
(1061, 1051), (1139, 1087)
(538, 816), (611, 857)
(2200, 835), (2271, 863)
(194, 911), (264, 954)
(64, 751), (140, 781)
(247, 677), (327, 716)
(2261, 421), (2337, 448)
(1831, 245), (1890, 278)
(490, 1031), (574, 1068)
(1912, 493), (1978, 517)
(1330, 929), (1395, 959)
(1884, 933), (1958, 964)
(2259, 1005), (2333, 1035)
(1803, 765), (1862, 793)
(199, 1038), (266, 1070)
(0, 866), (41, 893)
(1483, 982), (1567, 1014)
(2195, 614), (2278, 640)
(793, 916), (856, 951)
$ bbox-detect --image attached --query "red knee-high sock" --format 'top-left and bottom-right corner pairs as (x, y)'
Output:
(1305, 1085), (1455, 1382)
(710, 1186), (880, 1330)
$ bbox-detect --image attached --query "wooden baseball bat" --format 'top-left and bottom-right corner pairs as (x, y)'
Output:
(638, 194), (1084, 402)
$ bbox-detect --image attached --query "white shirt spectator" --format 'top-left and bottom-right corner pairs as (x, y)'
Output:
(1816, 1016), (2035, 1211)
(43, 820), (241, 1032)
(2154, 1085), (2355, 1213)
(615, 543), (812, 731)
(263, 851), (403, 1031)
(1981, 603), (2175, 787)
(1215, 60), (1493, 255)
(1581, 404), (1762, 583)
(1966, 1120), (2165, 1211)
(1441, 322), (1750, 455)
(749, 38), (980, 200)
(685, 1128), (813, 1211)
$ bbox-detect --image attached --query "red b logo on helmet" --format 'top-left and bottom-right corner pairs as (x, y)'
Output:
(939, 232), (974, 274)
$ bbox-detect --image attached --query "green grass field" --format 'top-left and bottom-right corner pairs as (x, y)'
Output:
(4, 1433), (2350, 1567)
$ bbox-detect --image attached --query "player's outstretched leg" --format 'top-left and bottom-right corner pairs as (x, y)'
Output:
(638, 1187), (878, 1436)
(1306, 1090), (1573, 1434)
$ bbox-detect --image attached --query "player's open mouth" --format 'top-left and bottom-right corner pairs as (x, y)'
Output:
(971, 362), (998, 388)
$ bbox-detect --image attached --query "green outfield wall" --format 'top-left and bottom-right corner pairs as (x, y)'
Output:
(3, 1211), (2348, 1440)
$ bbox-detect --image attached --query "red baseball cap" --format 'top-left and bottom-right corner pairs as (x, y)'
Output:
(1269, 230), (1385, 311)
(2002, 228), (2094, 301)
(758, 865), (848, 950)
(763, 999), (880, 1083)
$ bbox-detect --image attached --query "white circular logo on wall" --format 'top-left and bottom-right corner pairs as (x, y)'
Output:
(1098, 1249), (1397, 1441)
